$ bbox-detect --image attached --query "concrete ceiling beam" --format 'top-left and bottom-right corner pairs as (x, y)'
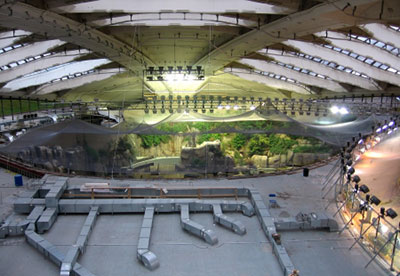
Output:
(315, 31), (400, 71)
(0, 29), (31, 49)
(51, 0), (296, 14)
(33, 68), (125, 95)
(361, 23), (400, 48)
(193, 0), (394, 75)
(284, 39), (400, 87)
(0, 49), (90, 83)
(0, 39), (65, 68)
(91, 13), (257, 28)
(260, 49), (380, 90)
(0, 2), (154, 73)
(225, 67), (311, 95)
(1, 59), (111, 92)
(240, 58), (347, 92)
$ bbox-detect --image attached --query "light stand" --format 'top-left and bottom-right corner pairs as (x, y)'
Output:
(348, 196), (381, 250)
(338, 200), (368, 235)
(365, 222), (400, 270)
(333, 176), (361, 218)
(349, 207), (385, 250)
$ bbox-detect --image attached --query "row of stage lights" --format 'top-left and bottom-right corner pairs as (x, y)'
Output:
(145, 66), (205, 81)
(337, 116), (400, 271)
(143, 95), (345, 116)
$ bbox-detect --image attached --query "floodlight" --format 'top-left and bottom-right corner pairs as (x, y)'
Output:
(330, 106), (339, 114)
(380, 207), (386, 216)
(370, 195), (381, 206)
(146, 76), (153, 81)
(346, 160), (353, 166)
(386, 208), (398, 219)
(376, 127), (382, 133)
(347, 167), (355, 175)
(250, 105), (256, 110)
(352, 175), (361, 183)
(389, 121), (395, 127)
(359, 184), (370, 193)
(339, 107), (348, 115)
(233, 105), (239, 110)
(225, 105), (231, 110)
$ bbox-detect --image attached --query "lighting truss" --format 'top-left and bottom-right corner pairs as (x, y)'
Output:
(145, 66), (205, 81)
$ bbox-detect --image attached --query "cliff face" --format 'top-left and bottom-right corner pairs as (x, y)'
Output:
(132, 135), (187, 157)
(177, 141), (235, 174)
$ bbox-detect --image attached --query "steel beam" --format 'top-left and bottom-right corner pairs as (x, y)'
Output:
(137, 206), (159, 271)
(284, 39), (400, 86)
(179, 204), (218, 245)
(212, 204), (246, 235)
(262, 49), (380, 90)
(240, 58), (347, 92)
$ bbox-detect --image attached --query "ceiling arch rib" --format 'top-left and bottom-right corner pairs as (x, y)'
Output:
(34, 68), (125, 95)
(225, 68), (311, 95)
(0, 39), (65, 68)
(0, 30), (31, 49)
(0, 59), (111, 92)
(315, 31), (400, 71)
(283, 39), (400, 87)
(239, 58), (347, 92)
(52, 0), (296, 14)
(361, 23), (400, 49)
(194, 0), (386, 75)
(91, 13), (257, 28)
(260, 49), (379, 90)
(0, 49), (90, 83)
(0, 2), (153, 73)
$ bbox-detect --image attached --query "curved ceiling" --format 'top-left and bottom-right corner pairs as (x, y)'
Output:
(0, 0), (399, 102)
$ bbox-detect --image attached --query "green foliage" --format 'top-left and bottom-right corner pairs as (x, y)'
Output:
(248, 134), (270, 156)
(139, 135), (170, 148)
(268, 134), (298, 155)
(232, 133), (247, 150)
(116, 136), (135, 157)
(293, 144), (331, 153)
(248, 134), (298, 156)
(197, 133), (222, 144)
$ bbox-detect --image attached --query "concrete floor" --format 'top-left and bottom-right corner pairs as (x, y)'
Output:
(0, 162), (389, 276)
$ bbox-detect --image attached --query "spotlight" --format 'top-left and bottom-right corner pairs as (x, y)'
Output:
(376, 127), (382, 133)
(352, 175), (361, 183)
(233, 105), (239, 110)
(157, 76), (164, 81)
(339, 107), (349, 115)
(217, 105), (223, 110)
(225, 105), (231, 110)
(386, 208), (398, 219)
(389, 121), (395, 127)
(148, 66), (154, 74)
(347, 167), (355, 175)
(158, 66), (164, 74)
(370, 195), (381, 206)
(250, 105), (256, 110)
(196, 66), (202, 75)
(359, 184), (370, 194)
(146, 76), (153, 81)
(330, 106), (339, 114)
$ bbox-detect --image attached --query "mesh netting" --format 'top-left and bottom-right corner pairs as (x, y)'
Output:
(0, 106), (389, 178)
